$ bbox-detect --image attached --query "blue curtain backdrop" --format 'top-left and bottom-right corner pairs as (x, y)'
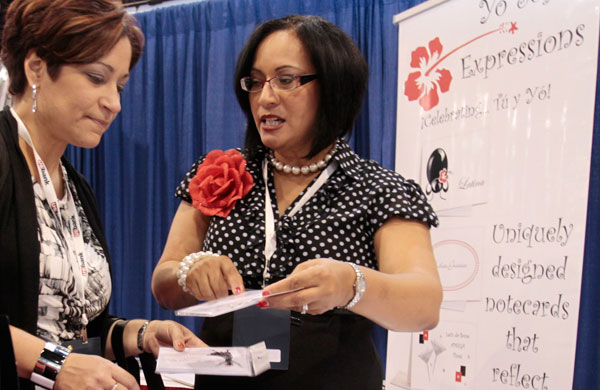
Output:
(66, 0), (599, 387)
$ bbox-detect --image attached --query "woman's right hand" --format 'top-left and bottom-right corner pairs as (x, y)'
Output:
(184, 253), (244, 300)
(54, 352), (139, 390)
(153, 202), (245, 310)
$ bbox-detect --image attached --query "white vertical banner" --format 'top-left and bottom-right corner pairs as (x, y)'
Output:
(387, 1), (600, 389)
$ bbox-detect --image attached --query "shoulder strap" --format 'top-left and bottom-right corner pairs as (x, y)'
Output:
(110, 320), (140, 383)
(140, 352), (165, 390)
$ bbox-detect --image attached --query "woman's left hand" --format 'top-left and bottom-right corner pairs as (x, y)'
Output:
(259, 259), (357, 314)
(141, 320), (207, 356)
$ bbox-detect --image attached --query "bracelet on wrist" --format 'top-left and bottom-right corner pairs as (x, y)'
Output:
(338, 263), (367, 310)
(30, 342), (71, 389)
(137, 320), (149, 353)
(176, 251), (218, 293)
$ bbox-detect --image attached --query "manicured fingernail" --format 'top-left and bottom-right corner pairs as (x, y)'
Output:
(234, 287), (242, 294)
(262, 290), (271, 297)
(257, 300), (270, 308)
(177, 342), (185, 349)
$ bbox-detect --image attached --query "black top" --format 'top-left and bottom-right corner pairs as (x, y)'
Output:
(176, 139), (439, 288)
(177, 139), (439, 389)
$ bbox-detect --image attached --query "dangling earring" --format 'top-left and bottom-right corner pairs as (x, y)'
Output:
(31, 84), (37, 113)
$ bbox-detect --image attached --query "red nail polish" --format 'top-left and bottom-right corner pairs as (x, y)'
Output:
(177, 342), (185, 349)
(257, 300), (270, 308)
(262, 290), (271, 297)
(234, 287), (242, 294)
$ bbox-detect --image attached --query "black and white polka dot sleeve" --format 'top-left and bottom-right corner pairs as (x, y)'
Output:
(174, 155), (207, 203)
(366, 166), (439, 230)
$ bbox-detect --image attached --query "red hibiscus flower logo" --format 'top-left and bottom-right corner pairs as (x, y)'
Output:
(404, 37), (452, 111)
(189, 149), (254, 218)
(404, 23), (518, 111)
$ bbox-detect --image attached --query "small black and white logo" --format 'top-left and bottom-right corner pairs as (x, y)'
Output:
(425, 148), (449, 199)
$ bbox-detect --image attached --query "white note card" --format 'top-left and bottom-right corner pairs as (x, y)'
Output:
(155, 342), (271, 377)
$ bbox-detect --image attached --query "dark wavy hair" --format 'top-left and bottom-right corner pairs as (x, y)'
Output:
(234, 15), (368, 159)
(1, 0), (145, 97)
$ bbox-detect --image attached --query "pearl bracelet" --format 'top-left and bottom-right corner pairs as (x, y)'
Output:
(176, 251), (218, 293)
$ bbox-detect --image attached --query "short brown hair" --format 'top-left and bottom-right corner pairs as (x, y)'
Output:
(1, 0), (145, 97)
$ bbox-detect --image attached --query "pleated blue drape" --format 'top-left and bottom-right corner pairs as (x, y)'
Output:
(66, 0), (599, 386)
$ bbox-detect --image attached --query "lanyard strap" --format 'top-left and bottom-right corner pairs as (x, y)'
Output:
(262, 158), (338, 286)
(12, 108), (89, 326)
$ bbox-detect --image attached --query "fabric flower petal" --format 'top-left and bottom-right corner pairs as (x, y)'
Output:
(189, 149), (255, 217)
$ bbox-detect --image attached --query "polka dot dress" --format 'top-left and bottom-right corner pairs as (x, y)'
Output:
(175, 139), (439, 289)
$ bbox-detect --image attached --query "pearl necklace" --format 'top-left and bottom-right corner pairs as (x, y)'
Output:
(268, 142), (338, 175)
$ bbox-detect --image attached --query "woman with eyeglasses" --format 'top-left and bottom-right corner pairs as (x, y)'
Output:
(0, 1), (207, 389)
(152, 15), (442, 389)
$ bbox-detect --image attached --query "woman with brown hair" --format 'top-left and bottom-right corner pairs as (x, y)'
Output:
(0, 1), (205, 389)
(152, 14), (442, 390)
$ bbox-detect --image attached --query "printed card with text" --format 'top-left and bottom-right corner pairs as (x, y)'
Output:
(409, 322), (476, 390)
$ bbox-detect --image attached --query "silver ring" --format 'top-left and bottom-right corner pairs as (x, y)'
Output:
(301, 304), (308, 315)
(112, 383), (118, 390)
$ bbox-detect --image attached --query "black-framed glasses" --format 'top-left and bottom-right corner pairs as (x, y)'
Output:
(240, 74), (318, 93)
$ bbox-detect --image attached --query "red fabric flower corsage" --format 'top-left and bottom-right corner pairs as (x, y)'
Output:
(189, 149), (254, 218)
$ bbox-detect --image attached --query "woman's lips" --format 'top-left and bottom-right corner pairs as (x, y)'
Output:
(89, 116), (110, 131)
(260, 115), (285, 131)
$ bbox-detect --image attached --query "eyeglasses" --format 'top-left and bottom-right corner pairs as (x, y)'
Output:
(240, 74), (318, 93)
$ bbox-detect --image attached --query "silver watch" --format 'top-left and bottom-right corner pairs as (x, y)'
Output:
(341, 263), (366, 310)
